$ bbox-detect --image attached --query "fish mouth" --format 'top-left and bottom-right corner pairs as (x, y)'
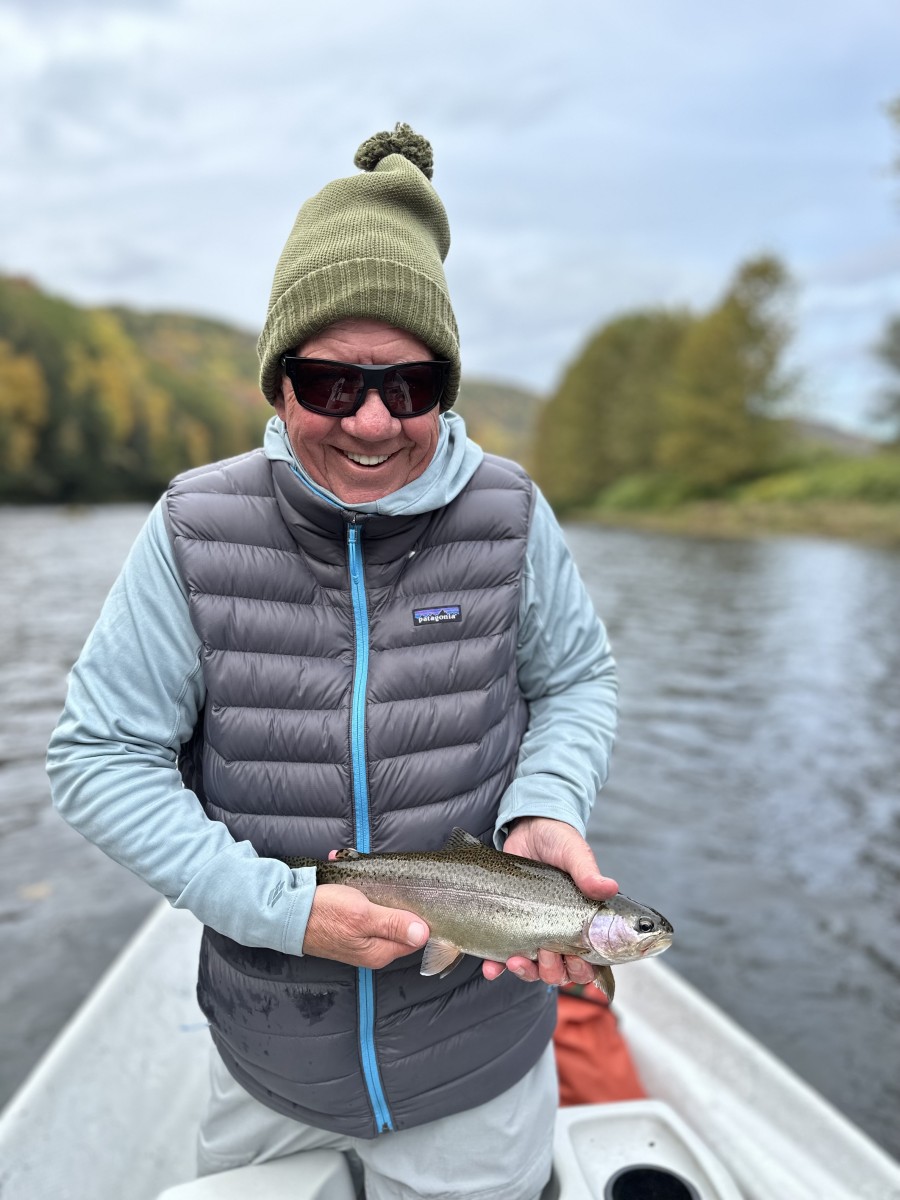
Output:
(639, 932), (673, 958)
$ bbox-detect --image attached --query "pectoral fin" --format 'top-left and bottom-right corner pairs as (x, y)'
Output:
(420, 937), (465, 978)
(592, 965), (615, 1002)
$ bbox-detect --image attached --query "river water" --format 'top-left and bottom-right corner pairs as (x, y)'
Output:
(1, 506), (898, 1160)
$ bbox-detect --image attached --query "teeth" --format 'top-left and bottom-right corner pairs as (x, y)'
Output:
(345, 452), (390, 466)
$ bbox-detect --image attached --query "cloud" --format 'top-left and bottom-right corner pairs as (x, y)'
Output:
(2, 0), (899, 431)
(1, 0), (176, 13)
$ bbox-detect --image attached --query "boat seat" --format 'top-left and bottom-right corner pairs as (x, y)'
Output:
(156, 1149), (356, 1200)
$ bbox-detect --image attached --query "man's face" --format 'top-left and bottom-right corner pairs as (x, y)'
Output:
(274, 319), (442, 504)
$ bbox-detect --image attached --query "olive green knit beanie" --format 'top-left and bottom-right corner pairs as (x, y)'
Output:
(257, 123), (460, 410)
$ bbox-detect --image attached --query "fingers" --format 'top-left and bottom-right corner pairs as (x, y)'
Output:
(505, 955), (541, 983)
(481, 959), (507, 981)
(504, 952), (566, 986)
(564, 955), (596, 985)
(498, 950), (596, 987)
(303, 884), (429, 968)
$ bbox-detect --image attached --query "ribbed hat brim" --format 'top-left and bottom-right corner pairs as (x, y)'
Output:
(258, 258), (460, 410)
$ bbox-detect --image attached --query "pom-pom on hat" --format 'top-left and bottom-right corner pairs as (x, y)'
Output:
(257, 123), (460, 410)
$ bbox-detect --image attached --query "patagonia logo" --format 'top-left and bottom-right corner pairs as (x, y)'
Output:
(413, 605), (462, 627)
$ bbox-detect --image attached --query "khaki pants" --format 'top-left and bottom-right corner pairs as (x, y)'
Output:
(197, 1041), (558, 1200)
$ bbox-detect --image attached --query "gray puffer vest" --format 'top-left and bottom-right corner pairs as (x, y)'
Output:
(165, 449), (557, 1137)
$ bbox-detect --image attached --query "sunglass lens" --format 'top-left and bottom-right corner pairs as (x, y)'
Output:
(294, 363), (362, 415)
(383, 364), (442, 415)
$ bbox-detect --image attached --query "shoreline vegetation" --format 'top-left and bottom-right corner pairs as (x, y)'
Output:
(572, 453), (900, 549)
(575, 497), (900, 550)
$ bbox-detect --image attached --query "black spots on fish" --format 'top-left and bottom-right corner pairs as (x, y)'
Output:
(335, 848), (362, 861)
(290, 986), (337, 1025)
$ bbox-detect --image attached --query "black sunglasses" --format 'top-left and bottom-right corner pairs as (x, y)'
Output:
(280, 357), (450, 419)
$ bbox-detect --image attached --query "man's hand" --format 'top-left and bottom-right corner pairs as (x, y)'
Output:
(482, 816), (618, 987)
(303, 883), (430, 968)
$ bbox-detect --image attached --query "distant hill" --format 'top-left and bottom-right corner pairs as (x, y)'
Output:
(784, 417), (878, 458)
(109, 306), (262, 412)
(455, 378), (545, 471)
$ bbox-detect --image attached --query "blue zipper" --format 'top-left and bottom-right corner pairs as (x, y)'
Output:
(347, 524), (372, 853)
(346, 522), (394, 1134)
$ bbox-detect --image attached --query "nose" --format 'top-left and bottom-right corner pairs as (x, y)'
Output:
(341, 389), (401, 440)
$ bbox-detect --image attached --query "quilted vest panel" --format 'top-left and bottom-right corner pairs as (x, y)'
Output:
(166, 449), (557, 1137)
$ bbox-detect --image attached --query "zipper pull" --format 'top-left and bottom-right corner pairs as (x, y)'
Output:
(347, 523), (362, 583)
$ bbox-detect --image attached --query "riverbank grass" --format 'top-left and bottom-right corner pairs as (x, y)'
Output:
(584, 454), (900, 548)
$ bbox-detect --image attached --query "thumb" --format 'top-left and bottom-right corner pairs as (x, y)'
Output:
(562, 837), (618, 900)
(369, 904), (430, 949)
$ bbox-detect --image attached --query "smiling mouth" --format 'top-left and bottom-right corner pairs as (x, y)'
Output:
(341, 450), (394, 467)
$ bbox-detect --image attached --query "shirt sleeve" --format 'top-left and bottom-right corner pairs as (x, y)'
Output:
(46, 500), (317, 954)
(495, 487), (618, 845)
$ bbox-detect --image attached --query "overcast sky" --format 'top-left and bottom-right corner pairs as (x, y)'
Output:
(2, 0), (899, 433)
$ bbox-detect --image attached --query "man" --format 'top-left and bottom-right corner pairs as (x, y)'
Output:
(47, 124), (618, 1200)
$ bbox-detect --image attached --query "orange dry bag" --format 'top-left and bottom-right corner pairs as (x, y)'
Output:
(553, 984), (647, 1106)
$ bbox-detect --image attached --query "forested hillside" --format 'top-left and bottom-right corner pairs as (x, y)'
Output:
(0, 276), (268, 502)
(454, 379), (544, 472)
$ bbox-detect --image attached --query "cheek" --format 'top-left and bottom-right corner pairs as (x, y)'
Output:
(284, 402), (334, 451)
(410, 413), (441, 456)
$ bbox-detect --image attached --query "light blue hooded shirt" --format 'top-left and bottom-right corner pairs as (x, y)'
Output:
(47, 413), (617, 954)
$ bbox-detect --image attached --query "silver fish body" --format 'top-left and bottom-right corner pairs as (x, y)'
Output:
(284, 828), (673, 1000)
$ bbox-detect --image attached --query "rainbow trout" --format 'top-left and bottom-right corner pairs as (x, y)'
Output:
(284, 827), (673, 1001)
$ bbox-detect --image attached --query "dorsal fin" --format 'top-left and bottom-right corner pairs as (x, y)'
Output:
(442, 827), (488, 854)
(333, 847), (362, 861)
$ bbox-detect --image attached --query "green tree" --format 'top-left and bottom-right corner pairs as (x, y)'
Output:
(874, 98), (900, 443)
(534, 309), (691, 510)
(874, 316), (900, 443)
(656, 256), (794, 493)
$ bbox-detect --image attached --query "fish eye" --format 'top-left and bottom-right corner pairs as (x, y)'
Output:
(637, 917), (655, 933)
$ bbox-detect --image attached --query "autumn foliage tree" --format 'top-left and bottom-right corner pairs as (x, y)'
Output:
(0, 276), (268, 502)
(0, 339), (47, 484)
